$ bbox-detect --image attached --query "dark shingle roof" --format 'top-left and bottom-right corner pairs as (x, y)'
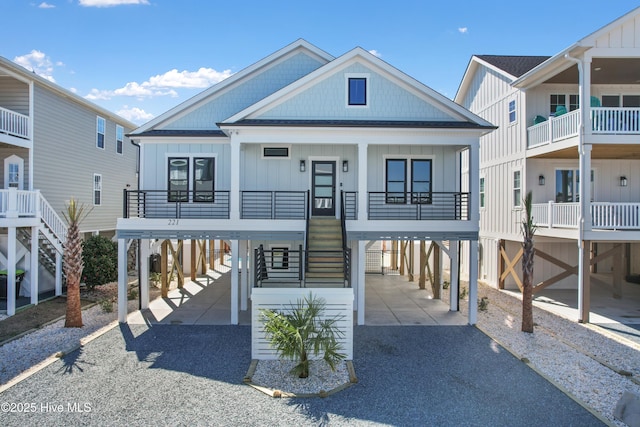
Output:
(476, 55), (551, 78)
(225, 119), (495, 130)
(128, 129), (227, 138)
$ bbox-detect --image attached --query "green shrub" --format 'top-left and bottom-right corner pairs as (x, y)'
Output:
(100, 299), (113, 313)
(82, 235), (118, 290)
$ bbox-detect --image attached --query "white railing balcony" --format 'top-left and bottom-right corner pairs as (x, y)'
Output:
(0, 189), (39, 218)
(532, 201), (640, 230)
(527, 109), (580, 148)
(0, 106), (30, 140)
(591, 107), (640, 134)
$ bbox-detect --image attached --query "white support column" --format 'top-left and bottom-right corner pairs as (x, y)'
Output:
(30, 226), (39, 305)
(6, 227), (16, 316)
(231, 239), (239, 324)
(240, 240), (248, 311)
(230, 136), (241, 221)
(140, 239), (150, 310)
(357, 240), (365, 325)
(55, 251), (62, 296)
(449, 240), (459, 312)
(357, 143), (368, 221)
(117, 238), (128, 323)
(468, 240), (479, 325)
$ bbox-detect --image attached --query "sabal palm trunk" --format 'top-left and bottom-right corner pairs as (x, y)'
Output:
(64, 220), (83, 327)
(521, 236), (534, 333)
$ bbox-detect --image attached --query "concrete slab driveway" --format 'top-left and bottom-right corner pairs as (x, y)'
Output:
(0, 324), (604, 426)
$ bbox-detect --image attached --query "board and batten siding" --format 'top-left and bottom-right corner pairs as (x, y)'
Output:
(594, 14), (640, 48)
(141, 142), (230, 191)
(164, 52), (326, 130)
(0, 77), (29, 115)
(31, 84), (136, 233)
(258, 63), (453, 121)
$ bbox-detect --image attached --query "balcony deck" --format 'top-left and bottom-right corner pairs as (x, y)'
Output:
(0, 106), (30, 140)
(527, 107), (640, 149)
(532, 201), (640, 234)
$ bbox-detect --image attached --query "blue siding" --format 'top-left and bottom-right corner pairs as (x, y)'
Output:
(163, 53), (325, 130)
(257, 63), (454, 121)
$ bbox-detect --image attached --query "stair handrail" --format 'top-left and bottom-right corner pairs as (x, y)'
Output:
(341, 190), (350, 288)
(39, 192), (67, 245)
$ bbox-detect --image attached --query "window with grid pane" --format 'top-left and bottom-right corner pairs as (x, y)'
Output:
(96, 116), (105, 149)
(116, 125), (123, 154)
(93, 174), (102, 206)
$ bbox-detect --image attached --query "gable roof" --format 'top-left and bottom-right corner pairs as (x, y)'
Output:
(130, 39), (334, 135)
(475, 55), (550, 79)
(0, 56), (136, 129)
(222, 46), (494, 129)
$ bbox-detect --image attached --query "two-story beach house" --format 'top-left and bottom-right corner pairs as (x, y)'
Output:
(0, 55), (137, 316)
(455, 7), (640, 323)
(117, 40), (494, 358)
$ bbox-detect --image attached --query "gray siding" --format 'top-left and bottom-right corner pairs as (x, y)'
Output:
(32, 84), (137, 233)
(0, 77), (29, 115)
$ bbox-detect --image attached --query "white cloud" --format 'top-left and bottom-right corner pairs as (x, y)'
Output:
(79, 0), (149, 6)
(458, 27), (468, 34)
(368, 49), (382, 58)
(117, 106), (154, 124)
(38, 2), (56, 8)
(86, 67), (232, 100)
(13, 50), (57, 82)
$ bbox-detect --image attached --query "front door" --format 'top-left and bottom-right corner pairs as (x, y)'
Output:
(312, 161), (335, 216)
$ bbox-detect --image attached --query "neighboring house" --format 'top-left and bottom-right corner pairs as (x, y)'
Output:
(0, 55), (137, 316)
(117, 40), (494, 358)
(455, 7), (640, 322)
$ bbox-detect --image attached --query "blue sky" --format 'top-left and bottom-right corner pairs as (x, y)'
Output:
(2, 0), (639, 125)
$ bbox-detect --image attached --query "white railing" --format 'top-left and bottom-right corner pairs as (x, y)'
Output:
(532, 201), (640, 230)
(0, 106), (30, 140)
(591, 202), (640, 230)
(527, 109), (580, 148)
(591, 107), (640, 134)
(0, 189), (66, 245)
(39, 193), (67, 244)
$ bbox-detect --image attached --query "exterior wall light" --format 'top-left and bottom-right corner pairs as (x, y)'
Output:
(299, 160), (306, 172)
(620, 176), (628, 187)
(342, 160), (349, 173)
(538, 175), (545, 186)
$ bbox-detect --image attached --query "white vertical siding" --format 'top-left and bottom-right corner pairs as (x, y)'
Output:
(595, 15), (640, 48)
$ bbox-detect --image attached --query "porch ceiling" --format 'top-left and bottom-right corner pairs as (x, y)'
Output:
(530, 144), (640, 160)
(545, 59), (640, 85)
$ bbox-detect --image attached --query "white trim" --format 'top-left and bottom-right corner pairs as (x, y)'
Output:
(260, 144), (291, 159)
(93, 173), (102, 206)
(479, 175), (485, 210)
(116, 124), (124, 155)
(4, 155), (24, 190)
(512, 168), (522, 209)
(382, 154), (436, 196)
(96, 116), (106, 150)
(308, 156), (340, 218)
(345, 73), (370, 108)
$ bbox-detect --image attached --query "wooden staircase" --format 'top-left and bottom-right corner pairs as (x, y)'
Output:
(305, 217), (345, 287)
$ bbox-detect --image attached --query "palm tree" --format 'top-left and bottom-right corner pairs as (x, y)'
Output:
(62, 198), (90, 328)
(260, 293), (346, 378)
(521, 191), (536, 333)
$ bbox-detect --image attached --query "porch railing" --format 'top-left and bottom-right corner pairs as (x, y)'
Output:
(123, 190), (230, 219)
(527, 109), (580, 148)
(343, 191), (357, 220)
(532, 201), (640, 230)
(368, 192), (469, 220)
(0, 106), (30, 140)
(528, 107), (640, 148)
(241, 191), (307, 219)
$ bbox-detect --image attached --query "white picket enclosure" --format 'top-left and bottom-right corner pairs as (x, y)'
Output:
(251, 287), (354, 360)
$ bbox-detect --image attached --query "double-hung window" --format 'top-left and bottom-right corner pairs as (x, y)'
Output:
(508, 100), (516, 123)
(168, 157), (215, 202)
(479, 177), (485, 208)
(116, 125), (124, 154)
(96, 116), (105, 149)
(93, 174), (102, 206)
(513, 170), (521, 208)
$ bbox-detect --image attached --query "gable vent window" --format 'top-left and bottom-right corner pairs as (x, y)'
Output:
(262, 147), (290, 158)
(348, 77), (367, 106)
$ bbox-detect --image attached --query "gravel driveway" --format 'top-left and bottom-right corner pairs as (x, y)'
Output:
(0, 324), (604, 426)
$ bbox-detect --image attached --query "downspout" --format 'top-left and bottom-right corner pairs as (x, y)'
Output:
(564, 53), (587, 320)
